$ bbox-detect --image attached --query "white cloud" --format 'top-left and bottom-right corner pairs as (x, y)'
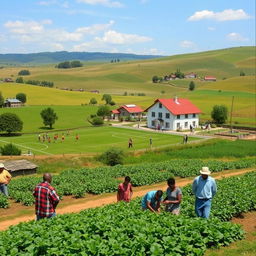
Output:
(38, 0), (57, 6)
(38, 0), (69, 8)
(188, 9), (250, 22)
(226, 32), (249, 42)
(180, 40), (196, 48)
(76, 20), (114, 35)
(4, 20), (45, 34)
(77, 0), (124, 8)
(96, 30), (152, 44)
(208, 27), (215, 31)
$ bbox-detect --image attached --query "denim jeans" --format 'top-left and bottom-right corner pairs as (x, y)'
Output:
(36, 212), (56, 221)
(0, 184), (8, 196)
(195, 198), (212, 218)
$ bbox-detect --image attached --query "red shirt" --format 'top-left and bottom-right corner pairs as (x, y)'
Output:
(33, 182), (59, 217)
(118, 183), (132, 202)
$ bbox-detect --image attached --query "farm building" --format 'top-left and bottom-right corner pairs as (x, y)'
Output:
(185, 72), (197, 79)
(204, 76), (216, 81)
(4, 98), (23, 108)
(111, 104), (144, 120)
(145, 97), (201, 131)
(1, 160), (38, 177)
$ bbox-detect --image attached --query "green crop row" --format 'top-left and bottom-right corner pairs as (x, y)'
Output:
(1, 172), (255, 256)
(5, 158), (255, 208)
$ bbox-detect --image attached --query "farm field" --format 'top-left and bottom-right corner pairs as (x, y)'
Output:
(0, 126), (199, 155)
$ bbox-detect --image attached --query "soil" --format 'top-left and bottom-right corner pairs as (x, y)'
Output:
(232, 211), (256, 236)
(0, 168), (254, 231)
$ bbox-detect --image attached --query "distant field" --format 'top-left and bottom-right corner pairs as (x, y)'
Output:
(0, 127), (198, 155)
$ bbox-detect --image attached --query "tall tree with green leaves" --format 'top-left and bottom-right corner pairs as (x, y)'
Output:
(40, 107), (58, 129)
(0, 113), (23, 134)
(102, 94), (112, 105)
(0, 92), (4, 108)
(211, 105), (228, 124)
(97, 105), (111, 119)
(189, 81), (195, 91)
(16, 93), (27, 103)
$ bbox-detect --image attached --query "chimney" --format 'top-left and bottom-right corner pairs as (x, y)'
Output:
(174, 96), (179, 104)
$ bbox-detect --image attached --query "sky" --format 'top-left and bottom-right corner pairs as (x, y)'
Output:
(0, 0), (255, 55)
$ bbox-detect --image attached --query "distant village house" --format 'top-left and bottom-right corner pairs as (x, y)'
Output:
(4, 78), (14, 82)
(185, 72), (197, 79)
(145, 97), (201, 131)
(111, 104), (144, 120)
(4, 98), (22, 108)
(204, 76), (216, 81)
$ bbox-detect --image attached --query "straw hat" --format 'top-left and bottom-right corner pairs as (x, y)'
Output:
(0, 163), (4, 168)
(200, 167), (211, 175)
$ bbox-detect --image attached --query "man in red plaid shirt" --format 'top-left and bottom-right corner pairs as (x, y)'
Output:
(33, 173), (59, 220)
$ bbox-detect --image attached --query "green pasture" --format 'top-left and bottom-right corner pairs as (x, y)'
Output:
(0, 126), (199, 155)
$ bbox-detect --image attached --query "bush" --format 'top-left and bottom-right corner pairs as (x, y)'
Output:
(92, 116), (104, 126)
(16, 93), (26, 103)
(109, 101), (115, 106)
(98, 147), (124, 166)
(18, 70), (30, 76)
(89, 98), (97, 105)
(1, 143), (21, 156)
(211, 105), (228, 124)
(0, 113), (23, 134)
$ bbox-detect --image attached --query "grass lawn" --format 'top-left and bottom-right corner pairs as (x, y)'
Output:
(0, 126), (199, 155)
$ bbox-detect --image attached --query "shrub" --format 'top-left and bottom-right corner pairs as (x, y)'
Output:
(18, 70), (30, 76)
(0, 113), (23, 134)
(98, 147), (124, 166)
(92, 116), (104, 126)
(211, 105), (228, 124)
(89, 98), (97, 105)
(16, 93), (27, 103)
(109, 101), (115, 106)
(1, 143), (21, 156)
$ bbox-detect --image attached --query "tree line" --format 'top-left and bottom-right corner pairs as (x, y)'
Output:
(56, 60), (83, 69)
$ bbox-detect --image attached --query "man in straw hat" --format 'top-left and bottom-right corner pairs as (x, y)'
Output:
(192, 167), (217, 218)
(0, 163), (12, 196)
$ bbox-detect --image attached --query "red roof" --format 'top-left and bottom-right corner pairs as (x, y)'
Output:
(112, 109), (120, 114)
(204, 76), (216, 80)
(145, 98), (201, 115)
(118, 104), (143, 113)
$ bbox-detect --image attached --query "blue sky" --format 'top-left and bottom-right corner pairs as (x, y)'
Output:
(0, 0), (255, 55)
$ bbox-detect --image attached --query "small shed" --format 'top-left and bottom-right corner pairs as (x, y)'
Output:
(4, 98), (23, 108)
(1, 160), (38, 177)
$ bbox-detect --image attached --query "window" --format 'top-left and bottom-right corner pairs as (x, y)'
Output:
(185, 114), (188, 119)
(158, 112), (162, 118)
(177, 115), (180, 119)
(151, 121), (155, 127)
(193, 121), (196, 127)
(177, 123), (180, 129)
(159, 103), (162, 108)
(185, 122), (188, 128)
(152, 112), (155, 117)
(165, 113), (170, 119)
(193, 113), (196, 118)
(166, 122), (170, 128)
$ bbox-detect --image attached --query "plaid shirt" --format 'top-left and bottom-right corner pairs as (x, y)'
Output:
(33, 182), (59, 217)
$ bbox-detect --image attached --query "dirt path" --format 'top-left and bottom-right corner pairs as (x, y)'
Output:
(0, 168), (254, 231)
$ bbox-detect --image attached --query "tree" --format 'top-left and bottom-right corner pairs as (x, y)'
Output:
(175, 69), (185, 79)
(152, 75), (159, 83)
(70, 60), (83, 68)
(1, 143), (21, 156)
(102, 94), (112, 105)
(0, 113), (23, 134)
(189, 81), (195, 91)
(97, 105), (111, 119)
(98, 147), (124, 166)
(40, 107), (58, 129)
(16, 93), (27, 103)
(16, 77), (24, 83)
(57, 61), (71, 69)
(89, 98), (97, 105)
(18, 70), (30, 75)
(0, 92), (4, 108)
(211, 105), (228, 124)
(92, 116), (104, 126)
(240, 70), (245, 76)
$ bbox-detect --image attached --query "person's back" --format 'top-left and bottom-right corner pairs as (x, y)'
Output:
(33, 173), (59, 220)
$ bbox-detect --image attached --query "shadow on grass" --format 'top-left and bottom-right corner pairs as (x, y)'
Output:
(38, 127), (54, 130)
(0, 133), (22, 137)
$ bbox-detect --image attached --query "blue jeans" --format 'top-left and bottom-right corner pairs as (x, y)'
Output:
(195, 198), (212, 218)
(0, 184), (8, 196)
(36, 212), (56, 221)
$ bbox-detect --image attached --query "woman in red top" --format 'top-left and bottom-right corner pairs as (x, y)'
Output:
(117, 176), (133, 202)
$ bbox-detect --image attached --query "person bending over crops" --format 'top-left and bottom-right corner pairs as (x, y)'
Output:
(162, 178), (182, 215)
(141, 190), (163, 213)
(33, 173), (60, 221)
(192, 167), (217, 218)
(117, 176), (133, 202)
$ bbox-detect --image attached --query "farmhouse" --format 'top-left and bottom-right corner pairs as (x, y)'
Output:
(4, 78), (14, 82)
(1, 160), (38, 177)
(4, 98), (22, 108)
(185, 72), (197, 79)
(145, 97), (201, 131)
(204, 76), (216, 81)
(111, 104), (143, 120)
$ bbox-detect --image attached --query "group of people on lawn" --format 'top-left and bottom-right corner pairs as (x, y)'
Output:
(0, 163), (216, 220)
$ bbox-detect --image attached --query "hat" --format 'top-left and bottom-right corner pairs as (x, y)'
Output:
(200, 167), (211, 175)
(0, 163), (4, 168)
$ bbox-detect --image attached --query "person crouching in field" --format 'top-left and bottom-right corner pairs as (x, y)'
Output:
(141, 190), (163, 213)
(117, 176), (133, 202)
(192, 167), (217, 218)
(33, 173), (59, 221)
(162, 178), (182, 215)
(0, 163), (12, 197)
